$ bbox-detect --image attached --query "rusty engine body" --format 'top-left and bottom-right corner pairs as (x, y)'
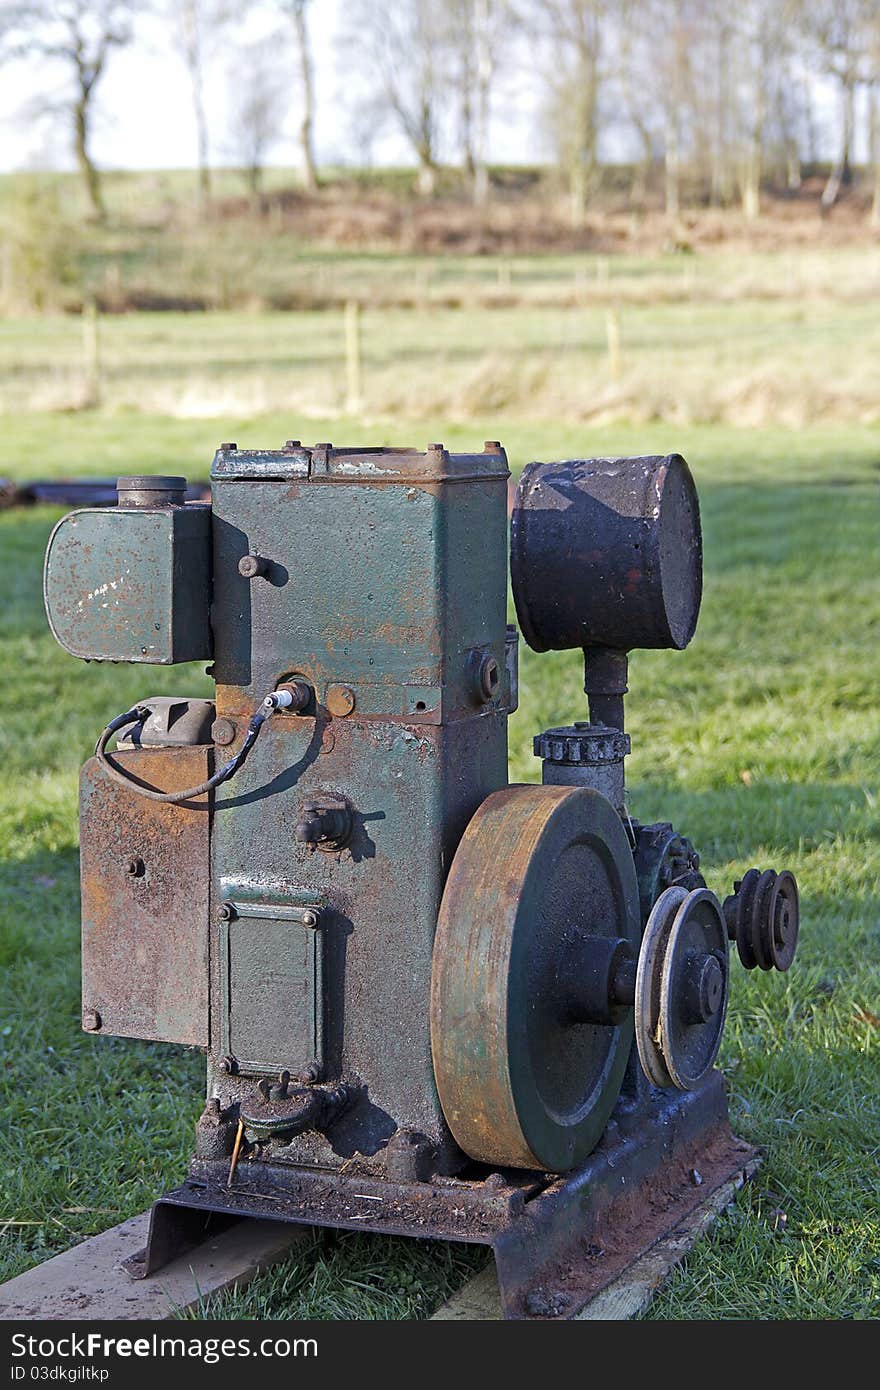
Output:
(43, 443), (799, 1318)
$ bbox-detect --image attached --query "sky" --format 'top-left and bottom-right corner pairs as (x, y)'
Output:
(0, 2), (850, 177)
(0, 3), (545, 175)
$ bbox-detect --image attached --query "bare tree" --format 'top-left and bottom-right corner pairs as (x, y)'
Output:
(170, 0), (233, 208)
(276, 0), (318, 190)
(522, 0), (605, 227)
(448, 0), (505, 203)
(868, 11), (880, 227)
(226, 37), (288, 204)
(803, 0), (871, 213)
(1, 1), (131, 221)
(342, 0), (450, 195)
(730, 3), (776, 221)
(609, 0), (704, 219)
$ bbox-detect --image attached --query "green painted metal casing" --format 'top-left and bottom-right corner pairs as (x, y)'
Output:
(44, 442), (510, 1171)
(44, 503), (212, 664)
(208, 443), (512, 1166)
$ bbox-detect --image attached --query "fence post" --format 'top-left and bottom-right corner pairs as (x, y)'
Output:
(345, 299), (362, 413)
(83, 298), (101, 407)
(604, 307), (622, 381)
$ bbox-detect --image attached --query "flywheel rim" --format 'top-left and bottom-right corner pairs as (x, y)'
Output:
(430, 783), (641, 1173)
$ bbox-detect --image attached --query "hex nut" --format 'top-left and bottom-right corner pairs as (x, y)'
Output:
(477, 654), (500, 701)
(211, 718), (236, 746)
(125, 856), (145, 877)
(276, 680), (312, 712)
(326, 683), (356, 717)
(82, 1009), (102, 1032)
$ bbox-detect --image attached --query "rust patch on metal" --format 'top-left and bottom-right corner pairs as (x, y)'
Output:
(80, 748), (211, 1046)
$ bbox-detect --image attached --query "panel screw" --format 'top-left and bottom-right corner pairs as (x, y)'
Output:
(125, 856), (144, 877)
(217, 902), (235, 921)
(218, 1055), (239, 1075)
(326, 683), (356, 717)
(301, 909), (319, 929)
(82, 1009), (102, 1032)
(211, 718), (236, 746)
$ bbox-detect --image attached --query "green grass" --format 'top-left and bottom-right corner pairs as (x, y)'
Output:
(0, 413), (878, 1318)
(3, 255), (880, 427)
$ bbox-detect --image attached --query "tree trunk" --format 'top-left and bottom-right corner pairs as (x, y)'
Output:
(461, 82), (475, 180)
(710, 24), (731, 207)
(786, 145), (801, 192)
(472, 0), (491, 206)
(293, 0), (319, 191)
(870, 86), (880, 230)
(741, 130), (761, 221)
(569, 161), (586, 229)
(182, 3), (211, 209)
(416, 156), (436, 196)
(664, 116), (679, 219)
(194, 78), (211, 206)
(629, 125), (652, 209)
(822, 80), (855, 212)
(74, 97), (105, 222)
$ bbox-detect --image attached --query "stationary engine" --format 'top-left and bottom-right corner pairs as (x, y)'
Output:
(44, 443), (799, 1317)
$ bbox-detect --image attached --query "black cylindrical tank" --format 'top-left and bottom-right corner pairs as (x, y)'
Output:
(510, 454), (702, 653)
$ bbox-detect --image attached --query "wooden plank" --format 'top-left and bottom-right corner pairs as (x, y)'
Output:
(432, 1159), (760, 1321)
(0, 1215), (309, 1321)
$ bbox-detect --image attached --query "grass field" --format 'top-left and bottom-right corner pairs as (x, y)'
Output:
(2, 250), (880, 429)
(0, 407), (878, 1318)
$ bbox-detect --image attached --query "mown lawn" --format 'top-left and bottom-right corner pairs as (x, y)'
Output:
(0, 414), (878, 1318)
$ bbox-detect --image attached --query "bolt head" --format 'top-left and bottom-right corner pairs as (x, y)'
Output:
(238, 554), (262, 579)
(218, 1055), (238, 1075)
(82, 1009), (101, 1032)
(326, 683), (356, 717)
(125, 856), (144, 877)
(211, 718), (236, 746)
(217, 903), (234, 922)
(301, 909), (319, 929)
(219, 441), (237, 450)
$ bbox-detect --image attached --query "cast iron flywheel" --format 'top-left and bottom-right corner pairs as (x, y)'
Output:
(430, 784), (641, 1173)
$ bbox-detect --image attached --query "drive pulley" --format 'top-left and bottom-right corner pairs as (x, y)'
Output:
(634, 886), (729, 1090)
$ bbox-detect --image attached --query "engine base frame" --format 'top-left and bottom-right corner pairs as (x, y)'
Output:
(125, 1070), (757, 1319)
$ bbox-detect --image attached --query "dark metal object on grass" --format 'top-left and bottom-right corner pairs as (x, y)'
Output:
(44, 444), (800, 1318)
